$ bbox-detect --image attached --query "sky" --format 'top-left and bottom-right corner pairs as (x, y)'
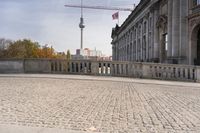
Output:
(0, 0), (140, 55)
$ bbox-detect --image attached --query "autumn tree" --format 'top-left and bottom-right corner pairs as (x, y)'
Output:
(66, 50), (71, 60)
(1, 38), (70, 59)
(6, 39), (40, 58)
(55, 52), (66, 59)
(36, 45), (55, 58)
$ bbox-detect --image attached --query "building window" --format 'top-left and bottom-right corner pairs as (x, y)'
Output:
(138, 39), (141, 60)
(131, 32), (133, 42)
(143, 36), (146, 59)
(164, 34), (168, 51)
(149, 17), (152, 31)
(134, 29), (137, 40)
(138, 25), (141, 36)
(143, 22), (147, 34)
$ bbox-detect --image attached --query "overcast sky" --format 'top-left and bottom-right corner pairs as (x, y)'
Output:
(0, 0), (140, 55)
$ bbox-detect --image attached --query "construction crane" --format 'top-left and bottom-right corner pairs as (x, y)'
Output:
(64, 4), (134, 12)
(64, 1), (135, 51)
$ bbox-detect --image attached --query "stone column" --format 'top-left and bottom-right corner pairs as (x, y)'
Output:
(180, 0), (188, 63)
(172, 0), (180, 57)
(117, 43), (119, 61)
(115, 45), (117, 61)
(124, 46), (126, 61)
(127, 34), (129, 61)
(121, 47), (123, 61)
(153, 8), (159, 62)
(126, 34), (128, 61)
(149, 15), (153, 61)
(123, 36), (125, 61)
(131, 30), (134, 61)
(118, 47), (120, 61)
(112, 45), (115, 61)
(132, 29), (135, 61)
(119, 46), (120, 61)
(135, 28), (138, 61)
(116, 44), (118, 60)
(122, 36), (126, 61)
(122, 38), (124, 61)
(114, 46), (116, 61)
(141, 24), (143, 61)
(129, 44), (131, 61)
(113, 43), (117, 60)
(146, 19), (149, 61)
(128, 34), (131, 61)
(125, 36), (127, 61)
(120, 43), (121, 61)
(167, 0), (173, 58)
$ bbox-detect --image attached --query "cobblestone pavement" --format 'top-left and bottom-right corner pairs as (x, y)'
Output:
(0, 74), (200, 133)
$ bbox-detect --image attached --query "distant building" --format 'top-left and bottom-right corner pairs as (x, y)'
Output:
(72, 48), (111, 61)
(75, 48), (102, 57)
(111, 0), (200, 65)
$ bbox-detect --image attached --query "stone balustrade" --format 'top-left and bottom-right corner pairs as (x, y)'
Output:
(145, 63), (197, 81)
(0, 59), (200, 82)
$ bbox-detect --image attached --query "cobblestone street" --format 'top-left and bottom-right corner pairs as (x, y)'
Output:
(0, 74), (200, 133)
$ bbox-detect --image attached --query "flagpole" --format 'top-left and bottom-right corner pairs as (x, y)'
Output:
(112, 11), (119, 25)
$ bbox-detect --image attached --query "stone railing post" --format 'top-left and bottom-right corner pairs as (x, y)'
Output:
(110, 63), (113, 75)
(196, 66), (200, 82)
(70, 61), (73, 73)
(142, 63), (151, 79)
(91, 61), (99, 75)
(65, 60), (70, 73)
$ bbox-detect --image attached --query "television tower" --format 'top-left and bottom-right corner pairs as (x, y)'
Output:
(79, 0), (85, 50)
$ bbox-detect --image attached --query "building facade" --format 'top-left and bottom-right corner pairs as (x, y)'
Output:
(111, 0), (200, 65)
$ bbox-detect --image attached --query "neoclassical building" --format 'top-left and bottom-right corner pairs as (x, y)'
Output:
(111, 0), (200, 65)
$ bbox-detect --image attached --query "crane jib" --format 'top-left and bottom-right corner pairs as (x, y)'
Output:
(64, 5), (133, 12)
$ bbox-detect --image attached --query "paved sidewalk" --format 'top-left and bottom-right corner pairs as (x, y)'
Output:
(0, 74), (200, 133)
(1, 74), (200, 88)
(0, 124), (89, 133)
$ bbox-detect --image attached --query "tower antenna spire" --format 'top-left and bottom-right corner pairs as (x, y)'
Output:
(81, 0), (83, 18)
(79, 0), (85, 50)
